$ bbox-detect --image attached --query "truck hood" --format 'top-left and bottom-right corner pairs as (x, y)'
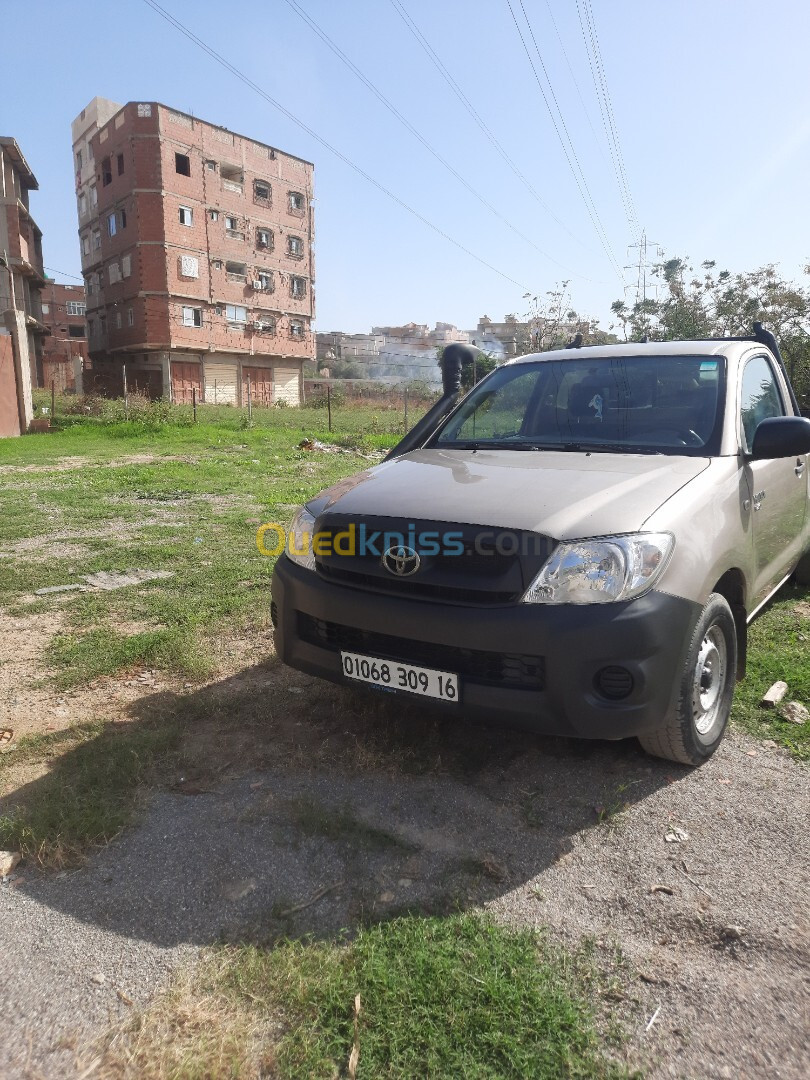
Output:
(309, 448), (711, 539)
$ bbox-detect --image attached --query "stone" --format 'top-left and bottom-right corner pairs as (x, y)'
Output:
(781, 701), (809, 725)
(760, 681), (788, 708)
(0, 851), (21, 877)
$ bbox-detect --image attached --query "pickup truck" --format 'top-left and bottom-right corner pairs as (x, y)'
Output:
(271, 325), (810, 764)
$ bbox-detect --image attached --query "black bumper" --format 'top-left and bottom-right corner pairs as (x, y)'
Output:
(271, 555), (702, 740)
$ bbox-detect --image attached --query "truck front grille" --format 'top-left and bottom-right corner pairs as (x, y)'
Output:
(297, 613), (545, 691)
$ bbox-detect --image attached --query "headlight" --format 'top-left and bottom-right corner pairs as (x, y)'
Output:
(287, 506), (316, 570)
(522, 533), (674, 605)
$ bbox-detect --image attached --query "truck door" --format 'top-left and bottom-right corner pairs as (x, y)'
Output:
(741, 354), (807, 606)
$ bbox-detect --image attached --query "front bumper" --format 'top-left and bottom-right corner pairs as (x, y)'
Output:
(271, 555), (702, 740)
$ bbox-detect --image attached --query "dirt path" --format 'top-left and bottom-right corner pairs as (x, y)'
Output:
(1, 658), (808, 1078)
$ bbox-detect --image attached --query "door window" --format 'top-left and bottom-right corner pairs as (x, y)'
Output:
(740, 356), (785, 451)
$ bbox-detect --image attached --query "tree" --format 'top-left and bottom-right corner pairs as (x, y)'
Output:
(609, 255), (810, 407)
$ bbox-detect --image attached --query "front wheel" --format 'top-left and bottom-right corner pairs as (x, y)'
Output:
(638, 593), (737, 765)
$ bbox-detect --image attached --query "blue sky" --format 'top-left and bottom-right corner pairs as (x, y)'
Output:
(2, 0), (809, 334)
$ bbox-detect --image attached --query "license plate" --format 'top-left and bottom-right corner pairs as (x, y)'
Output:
(340, 651), (459, 703)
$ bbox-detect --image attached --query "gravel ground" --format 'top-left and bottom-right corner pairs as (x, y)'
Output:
(1, 723), (808, 1078)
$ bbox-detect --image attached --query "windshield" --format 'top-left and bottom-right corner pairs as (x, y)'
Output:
(433, 354), (725, 454)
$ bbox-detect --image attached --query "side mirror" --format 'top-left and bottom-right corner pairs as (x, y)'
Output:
(750, 416), (810, 459)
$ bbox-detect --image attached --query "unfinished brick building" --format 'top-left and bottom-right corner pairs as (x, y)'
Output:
(40, 281), (88, 392)
(71, 97), (315, 404)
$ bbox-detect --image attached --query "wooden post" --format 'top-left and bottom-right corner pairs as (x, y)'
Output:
(247, 374), (253, 422)
(122, 364), (129, 420)
(192, 385), (197, 423)
(327, 384), (332, 432)
(51, 379), (55, 419)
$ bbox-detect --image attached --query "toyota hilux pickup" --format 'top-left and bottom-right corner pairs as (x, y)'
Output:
(270, 325), (810, 764)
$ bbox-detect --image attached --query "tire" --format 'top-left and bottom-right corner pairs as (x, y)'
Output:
(638, 592), (737, 766)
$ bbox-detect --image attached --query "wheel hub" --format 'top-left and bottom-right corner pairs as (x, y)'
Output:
(692, 627), (727, 736)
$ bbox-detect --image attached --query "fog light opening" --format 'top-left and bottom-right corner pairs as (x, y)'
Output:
(594, 665), (634, 701)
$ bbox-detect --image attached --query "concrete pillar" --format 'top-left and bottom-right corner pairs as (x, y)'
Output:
(160, 352), (172, 401)
(73, 354), (84, 396)
(3, 308), (33, 431)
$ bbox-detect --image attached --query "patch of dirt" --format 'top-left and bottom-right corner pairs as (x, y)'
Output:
(1, 517), (189, 557)
(0, 454), (199, 475)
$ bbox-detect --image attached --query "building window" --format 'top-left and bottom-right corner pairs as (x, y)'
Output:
(108, 262), (121, 284)
(288, 235), (303, 257)
(102, 157), (112, 186)
(205, 160), (217, 171)
(127, 308), (134, 327)
(115, 311), (122, 330)
(137, 103), (152, 117)
(108, 213), (117, 237)
(225, 304), (247, 323)
(122, 254), (131, 277)
(88, 318), (95, 339)
(182, 306), (203, 327)
(288, 191), (304, 212)
(254, 315), (276, 334)
(224, 215), (238, 230)
(66, 301), (86, 316)
(78, 193), (87, 216)
(41, 303), (50, 315)
(220, 162), (243, 192)
(92, 230), (101, 250)
(212, 258), (222, 270)
(90, 185), (98, 207)
(225, 261), (247, 281)
(255, 271), (274, 292)
(100, 315), (107, 335)
(254, 179), (271, 204)
(86, 273), (98, 296)
(120, 208), (127, 229)
(117, 153), (125, 176)
(256, 227), (273, 250)
(69, 324), (85, 338)
(179, 206), (193, 226)
(82, 235), (90, 256)
(289, 319), (304, 338)
(209, 209), (219, 221)
(76, 150), (83, 170)
(290, 276), (307, 298)
(175, 152), (191, 176)
(180, 255), (199, 278)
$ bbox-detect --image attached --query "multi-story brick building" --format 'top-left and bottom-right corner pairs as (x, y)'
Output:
(40, 281), (88, 392)
(71, 97), (315, 404)
(0, 136), (48, 435)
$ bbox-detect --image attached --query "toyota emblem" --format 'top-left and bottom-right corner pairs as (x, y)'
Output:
(382, 545), (421, 577)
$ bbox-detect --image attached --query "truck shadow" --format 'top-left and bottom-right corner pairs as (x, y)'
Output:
(6, 657), (684, 949)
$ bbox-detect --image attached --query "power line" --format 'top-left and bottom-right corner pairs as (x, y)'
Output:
(141, 0), (533, 294)
(505, 0), (625, 283)
(284, 0), (579, 276)
(388, 0), (591, 253)
(575, 0), (639, 239)
(43, 265), (85, 282)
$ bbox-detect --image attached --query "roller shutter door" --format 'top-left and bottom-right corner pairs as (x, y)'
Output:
(205, 360), (239, 405)
(274, 366), (300, 405)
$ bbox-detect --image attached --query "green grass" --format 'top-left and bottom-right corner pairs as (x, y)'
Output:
(97, 914), (633, 1079)
(0, 718), (182, 867)
(731, 582), (810, 760)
